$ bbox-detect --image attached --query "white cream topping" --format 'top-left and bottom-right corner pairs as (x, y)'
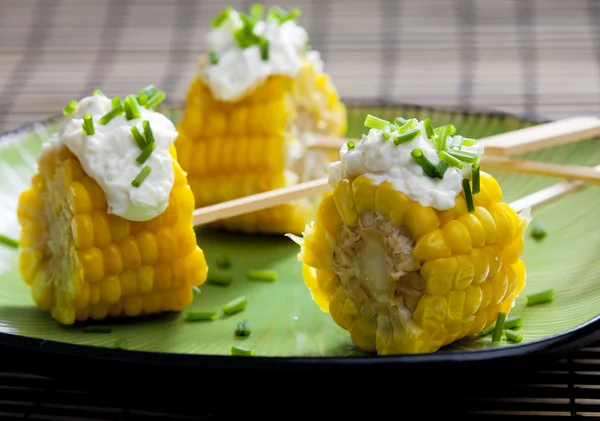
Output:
(327, 120), (484, 211)
(201, 9), (310, 102)
(48, 94), (177, 222)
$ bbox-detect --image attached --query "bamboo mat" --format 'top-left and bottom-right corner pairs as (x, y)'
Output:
(1, 0), (600, 419)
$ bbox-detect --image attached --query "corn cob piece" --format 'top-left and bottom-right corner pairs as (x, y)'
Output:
(175, 5), (346, 235)
(295, 116), (528, 355)
(17, 91), (208, 325)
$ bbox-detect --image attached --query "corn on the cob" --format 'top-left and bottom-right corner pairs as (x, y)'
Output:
(175, 5), (346, 235)
(17, 90), (208, 325)
(295, 115), (528, 355)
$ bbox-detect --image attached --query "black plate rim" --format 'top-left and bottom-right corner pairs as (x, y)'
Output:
(0, 100), (597, 371)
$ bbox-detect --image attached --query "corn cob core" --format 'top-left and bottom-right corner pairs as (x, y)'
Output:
(175, 59), (346, 235)
(298, 173), (527, 355)
(17, 143), (208, 325)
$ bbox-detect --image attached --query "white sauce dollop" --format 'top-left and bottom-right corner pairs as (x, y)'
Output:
(327, 120), (484, 210)
(48, 94), (177, 222)
(201, 10), (310, 102)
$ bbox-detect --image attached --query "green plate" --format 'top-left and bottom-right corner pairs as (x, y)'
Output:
(1, 104), (600, 368)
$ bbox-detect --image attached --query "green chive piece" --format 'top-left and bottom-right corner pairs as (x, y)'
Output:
(0, 234), (19, 249)
(491, 312), (507, 343)
(394, 129), (420, 145)
(215, 253), (232, 270)
(450, 135), (463, 150)
(526, 289), (554, 306)
(92, 89), (105, 96)
(224, 296), (248, 315)
(212, 7), (233, 28)
(250, 3), (264, 21)
(463, 179), (475, 212)
(437, 126), (449, 154)
(448, 150), (479, 164)
(131, 166), (151, 188)
(347, 140), (355, 150)
(462, 137), (476, 146)
(439, 150), (463, 169)
(99, 106), (124, 125)
(423, 118), (434, 139)
(140, 85), (158, 98)
(235, 320), (251, 337)
(505, 316), (523, 329)
(111, 96), (122, 108)
(246, 269), (277, 282)
(411, 149), (438, 178)
(82, 114), (95, 135)
(142, 120), (155, 144)
(137, 93), (148, 106)
(231, 345), (255, 356)
(435, 160), (449, 179)
(186, 311), (217, 321)
(397, 118), (418, 134)
(394, 116), (407, 126)
(136, 142), (156, 165)
(260, 38), (269, 60)
(145, 91), (165, 109)
(206, 271), (233, 286)
(124, 95), (141, 120)
(382, 132), (391, 140)
(282, 8), (301, 22)
(476, 324), (496, 337)
(84, 325), (112, 333)
(504, 329), (523, 343)
(114, 338), (129, 349)
(364, 114), (390, 130)
(209, 51), (219, 65)
(472, 164), (481, 194)
(131, 126), (146, 149)
(62, 100), (78, 116)
(530, 220), (548, 241)
(434, 124), (456, 136)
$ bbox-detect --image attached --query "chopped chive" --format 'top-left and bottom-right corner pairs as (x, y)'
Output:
(84, 325), (112, 333)
(124, 95), (141, 120)
(145, 91), (165, 109)
(382, 132), (391, 140)
(250, 4), (264, 21)
(209, 51), (219, 65)
(131, 126), (146, 149)
(142, 120), (155, 145)
(136, 142), (156, 165)
(131, 166), (151, 188)
(186, 311), (217, 321)
(231, 345), (255, 356)
(137, 93), (148, 106)
(411, 149), (438, 178)
(450, 135), (463, 150)
(347, 141), (355, 150)
(215, 253), (232, 270)
(434, 124), (456, 136)
(439, 150), (463, 169)
(62, 100), (78, 116)
(206, 271), (233, 286)
(435, 160), (448, 179)
(504, 329), (523, 343)
(476, 324), (497, 337)
(111, 96), (122, 108)
(260, 38), (269, 60)
(82, 114), (95, 135)
(472, 164), (481, 194)
(530, 220), (548, 241)
(223, 296), (247, 315)
(397, 118), (417, 134)
(437, 126), (449, 154)
(462, 137), (476, 146)
(113, 338), (128, 349)
(99, 106), (124, 125)
(235, 320), (251, 337)
(526, 289), (554, 306)
(0, 234), (19, 249)
(448, 150), (479, 164)
(92, 89), (105, 96)
(423, 117), (434, 139)
(394, 116), (407, 126)
(364, 114), (390, 130)
(394, 129), (420, 145)
(463, 179), (475, 212)
(140, 85), (157, 98)
(212, 7), (233, 28)
(246, 269), (277, 282)
(505, 316), (523, 329)
(491, 312), (507, 343)
(281, 8), (301, 22)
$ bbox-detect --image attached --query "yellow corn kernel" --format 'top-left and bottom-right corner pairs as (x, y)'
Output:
(454, 255), (475, 290)
(458, 213), (485, 247)
(414, 295), (448, 331)
(301, 223), (334, 270)
(490, 269), (509, 306)
(404, 202), (440, 239)
(352, 176), (377, 214)
(468, 311), (487, 336)
(480, 171), (502, 203)
(78, 247), (104, 283)
(413, 229), (452, 261)
(120, 270), (137, 296)
(80, 176), (107, 211)
(20, 249), (43, 286)
(350, 317), (377, 353)
(72, 214), (94, 250)
(316, 269), (341, 298)
(480, 282), (492, 309)
(473, 206), (497, 245)
(421, 257), (458, 296)
(99, 275), (121, 303)
(316, 195), (343, 237)
(486, 245), (502, 278)
(463, 285), (483, 316)
(447, 290), (466, 321)
(103, 244), (123, 275)
(136, 231), (158, 265)
(442, 220), (472, 254)
(512, 260), (526, 295)
(375, 182), (411, 226)
(333, 180), (358, 225)
(67, 182), (93, 215)
(91, 211), (111, 248)
(108, 215), (130, 243)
